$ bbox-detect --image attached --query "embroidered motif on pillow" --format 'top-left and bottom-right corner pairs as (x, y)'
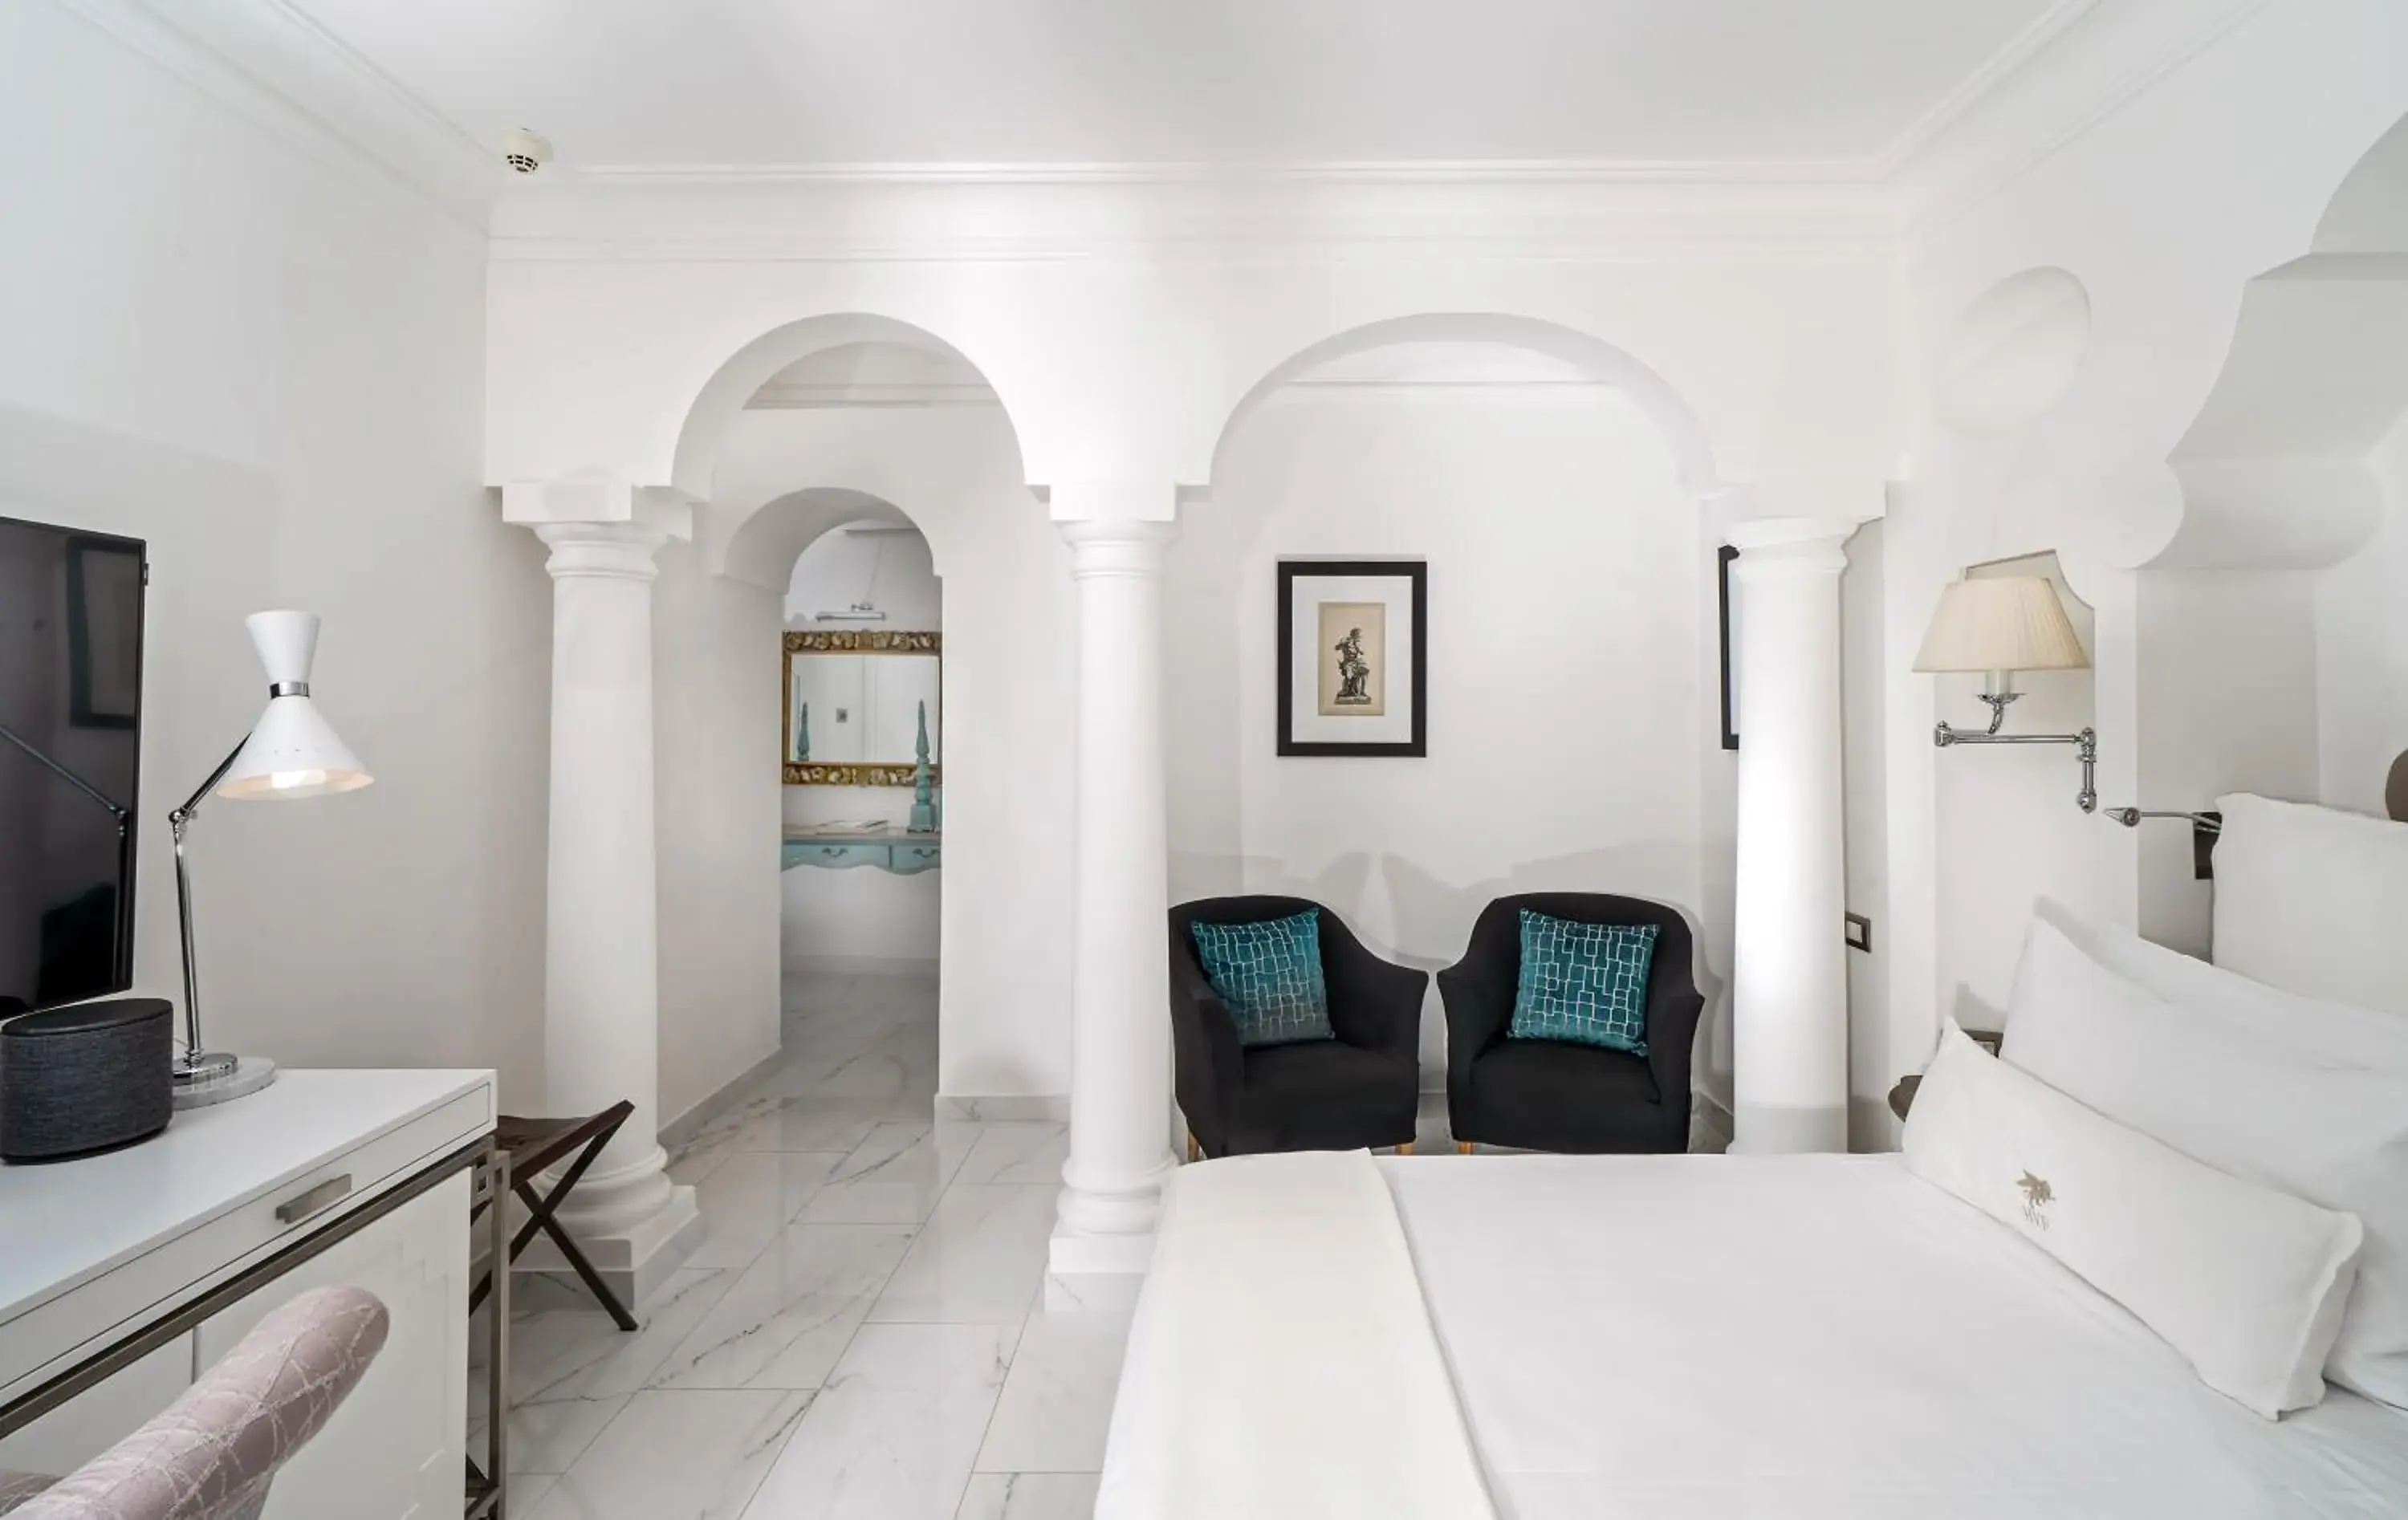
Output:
(1509, 911), (1657, 1055)
(1190, 912), (1335, 1047)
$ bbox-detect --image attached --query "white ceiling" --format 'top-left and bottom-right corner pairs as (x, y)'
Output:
(279, 0), (2079, 172)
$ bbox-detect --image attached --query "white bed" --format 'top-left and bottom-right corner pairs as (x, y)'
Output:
(1101, 1151), (2408, 1520)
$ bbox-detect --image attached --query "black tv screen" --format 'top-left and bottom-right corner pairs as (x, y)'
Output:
(0, 517), (144, 1017)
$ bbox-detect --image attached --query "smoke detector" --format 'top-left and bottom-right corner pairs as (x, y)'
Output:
(498, 128), (553, 175)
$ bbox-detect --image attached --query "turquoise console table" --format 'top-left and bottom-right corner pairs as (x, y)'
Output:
(782, 827), (942, 876)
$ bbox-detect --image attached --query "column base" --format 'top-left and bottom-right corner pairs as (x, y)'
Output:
(513, 1181), (702, 1311)
(1047, 1151), (1173, 1282)
(1046, 1219), (1158, 1279)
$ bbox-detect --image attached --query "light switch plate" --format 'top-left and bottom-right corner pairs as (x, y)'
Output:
(1845, 912), (1873, 953)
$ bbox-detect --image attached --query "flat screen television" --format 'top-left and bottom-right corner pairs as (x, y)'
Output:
(0, 516), (145, 1018)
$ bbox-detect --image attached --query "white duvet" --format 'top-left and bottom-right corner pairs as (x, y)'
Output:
(1385, 1154), (2408, 1520)
(1102, 1151), (2408, 1520)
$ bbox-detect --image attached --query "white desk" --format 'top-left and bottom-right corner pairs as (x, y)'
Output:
(0, 1069), (498, 1518)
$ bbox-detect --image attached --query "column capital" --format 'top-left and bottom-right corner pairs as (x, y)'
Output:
(503, 473), (698, 540)
(1724, 514), (1858, 577)
(1043, 479), (1177, 526)
(1060, 518), (1176, 579)
(535, 519), (675, 583)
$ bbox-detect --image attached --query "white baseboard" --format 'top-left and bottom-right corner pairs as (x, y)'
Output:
(658, 1044), (787, 1150)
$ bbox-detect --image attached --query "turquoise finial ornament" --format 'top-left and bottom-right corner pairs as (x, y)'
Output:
(795, 701), (810, 762)
(908, 698), (936, 833)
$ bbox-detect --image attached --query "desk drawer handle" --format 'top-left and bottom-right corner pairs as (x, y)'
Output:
(275, 1174), (353, 1225)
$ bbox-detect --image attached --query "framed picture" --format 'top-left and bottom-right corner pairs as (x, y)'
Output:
(1276, 559), (1426, 758)
(1717, 544), (1740, 751)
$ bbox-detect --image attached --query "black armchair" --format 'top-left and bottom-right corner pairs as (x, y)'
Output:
(1439, 892), (1704, 1154)
(1169, 896), (1426, 1158)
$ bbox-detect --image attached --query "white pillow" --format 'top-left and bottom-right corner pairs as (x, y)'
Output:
(2004, 915), (2408, 1408)
(1904, 1025), (2363, 1419)
(2032, 898), (2408, 1075)
(2211, 792), (2408, 1017)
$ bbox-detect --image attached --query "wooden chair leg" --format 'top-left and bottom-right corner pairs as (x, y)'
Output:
(1186, 1133), (1201, 1164)
(1457, 1140), (1475, 1156)
(1394, 1142), (1414, 1156)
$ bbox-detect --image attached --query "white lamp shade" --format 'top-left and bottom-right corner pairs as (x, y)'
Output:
(218, 610), (374, 800)
(1911, 576), (2090, 676)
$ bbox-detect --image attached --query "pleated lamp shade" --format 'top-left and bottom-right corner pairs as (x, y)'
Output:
(218, 611), (375, 801)
(1912, 577), (2089, 677)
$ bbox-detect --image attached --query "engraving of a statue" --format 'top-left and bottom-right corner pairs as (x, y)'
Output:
(1333, 626), (1373, 705)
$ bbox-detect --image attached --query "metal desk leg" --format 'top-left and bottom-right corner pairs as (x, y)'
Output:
(466, 1142), (509, 1519)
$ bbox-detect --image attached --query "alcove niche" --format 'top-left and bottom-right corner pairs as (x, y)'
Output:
(1931, 267), (2093, 440)
(2133, 115), (2408, 950)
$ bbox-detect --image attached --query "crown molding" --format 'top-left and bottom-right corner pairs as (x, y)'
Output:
(62, 0), (2260, 254)
(1893, 0), (2272, 235)
(52, 0), (502, 227)
(1870, 0), (2101, 177)
(565, 157), (1889, 190)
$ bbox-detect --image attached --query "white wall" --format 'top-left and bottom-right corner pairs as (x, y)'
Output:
(1837, 518), (1889, 1148)
(786, 524), (942, 629)
(1164, 369), (1724, 1094)
(0, 3), (549, 1099)
(2315, 415), (2408, 820)
(1889, 0), (2408, 1079)
(780, 521), (945, 973)
(709, 404), (1076, 1103)
(654, 542), (783, 1123)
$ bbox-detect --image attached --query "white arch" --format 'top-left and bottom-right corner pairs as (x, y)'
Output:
(1194, 311), (1719, 495)
(2150, 110), (2408, 569)
(671, 314), (1031, 501)
(715, 486), (921, 593)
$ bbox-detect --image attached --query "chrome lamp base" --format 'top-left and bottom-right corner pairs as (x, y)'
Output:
(172, 1051), (278, 1109)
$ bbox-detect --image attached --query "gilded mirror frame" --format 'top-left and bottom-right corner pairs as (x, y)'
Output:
(781, 628), (943, 786)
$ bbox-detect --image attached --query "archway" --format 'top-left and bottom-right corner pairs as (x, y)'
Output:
(1195, 312), (1719, 497)
(1171, 312), (1738, 1145)
(658, 329), (1076, 1208)
(2129, 110), (2408, 949)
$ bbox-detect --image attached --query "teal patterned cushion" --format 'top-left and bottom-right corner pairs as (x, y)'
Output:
(1508, 910), (1658, 1056)
(1190, 911), (1335, 1047)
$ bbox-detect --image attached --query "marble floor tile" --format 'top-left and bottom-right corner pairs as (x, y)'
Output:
(689, 1151), (844, 1268)
(954, 1473), (1101, 1520)
(741, 1323), (1019, 1520)
(868, 1185), (1059, 1326)
(798, 1120), (978, 1225)
(973, 1302), (1133, 1474)
(502, 1391), (628, 1476)
(523, 1388), (811, 1520)
(510, 1473), (558, 1513)
(953, 1124), (1068, 1188)
(651, 1222), (917, 1391)
(495, 1267), (739, 1416)
(731, 1095), (907, 1156)
(768, 1044), (939, 1105)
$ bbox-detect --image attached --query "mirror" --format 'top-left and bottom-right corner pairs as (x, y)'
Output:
(783, 630), (941, 786)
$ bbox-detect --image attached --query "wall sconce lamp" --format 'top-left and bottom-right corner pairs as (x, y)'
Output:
(1914, 575), (2099, 814)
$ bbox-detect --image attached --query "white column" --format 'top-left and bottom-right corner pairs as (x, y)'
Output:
(524, 517), (699, 1299)
(1050, 516), (1179, 1280)
(1726, 517), (1857, 1154)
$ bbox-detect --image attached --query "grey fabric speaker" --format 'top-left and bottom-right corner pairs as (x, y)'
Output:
(1, 997), (174, 1163)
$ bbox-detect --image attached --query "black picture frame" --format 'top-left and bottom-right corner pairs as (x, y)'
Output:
(1276, 559), (1427, 758)
(1717, 545), (1740, 751)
